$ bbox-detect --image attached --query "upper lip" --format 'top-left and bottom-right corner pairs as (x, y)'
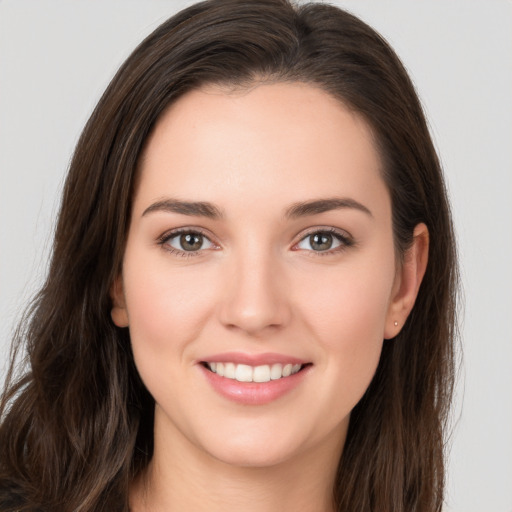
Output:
(199, 352), (309, 366)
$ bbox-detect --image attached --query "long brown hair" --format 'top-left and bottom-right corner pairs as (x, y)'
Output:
(0, 1), (458, 510)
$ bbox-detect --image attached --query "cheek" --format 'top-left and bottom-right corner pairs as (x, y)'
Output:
(301, 259), (394, 341)
(122, 253), (219, 358)
(122, 255), (223, 413)
(297, 259), (394, 400)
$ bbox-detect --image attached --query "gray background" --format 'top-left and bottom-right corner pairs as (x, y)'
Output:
(1, 1), (511, 511)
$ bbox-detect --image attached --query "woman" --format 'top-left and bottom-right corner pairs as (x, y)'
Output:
(0, 0), (458, 510)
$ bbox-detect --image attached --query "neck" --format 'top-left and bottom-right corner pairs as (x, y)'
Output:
(130, 413), (344, 512)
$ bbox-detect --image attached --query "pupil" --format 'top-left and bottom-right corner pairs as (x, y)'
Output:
(181, 233), (203, 251)
(311, 233), (332, 251)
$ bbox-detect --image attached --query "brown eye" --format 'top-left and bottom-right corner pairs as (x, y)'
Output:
(165, 231), (215, 253)
(296, 229), (350, 253)
(309, 233), (333, 251)
(180, 233), (204, 251)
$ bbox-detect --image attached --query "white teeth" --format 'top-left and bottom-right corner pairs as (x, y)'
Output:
(270, 364), (283, 380)
(206, 362), (303, 382)
(235, 364), (253, 382)
(224, 362), (235, 379)
(253, 365), (271, 383)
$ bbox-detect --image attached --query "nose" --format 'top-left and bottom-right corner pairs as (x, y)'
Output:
(218, 248), (291, 336)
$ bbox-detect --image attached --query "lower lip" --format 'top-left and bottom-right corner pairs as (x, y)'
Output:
(199, 364), (310, 405)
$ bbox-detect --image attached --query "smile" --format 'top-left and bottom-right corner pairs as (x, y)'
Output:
(205, 362), (303, 382)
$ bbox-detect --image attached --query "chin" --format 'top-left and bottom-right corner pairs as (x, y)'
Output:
(210, 445), (298, 469)
(199, 428), (307, 469)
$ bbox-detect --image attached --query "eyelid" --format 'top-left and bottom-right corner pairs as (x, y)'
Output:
(156, 225), (354, 257)
(157, 226), (220, 256)
(291, 226), (355, 254)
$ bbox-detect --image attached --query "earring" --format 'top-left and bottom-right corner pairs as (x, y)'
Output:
(394, 321), (398, 326)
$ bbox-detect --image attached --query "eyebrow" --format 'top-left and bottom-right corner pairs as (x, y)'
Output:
(141, 196), (372, 220)
(142, 199), (224, 219)
(285, 198), (373, 219)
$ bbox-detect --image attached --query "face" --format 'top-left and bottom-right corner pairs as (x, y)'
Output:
(112, 82), (422, 470)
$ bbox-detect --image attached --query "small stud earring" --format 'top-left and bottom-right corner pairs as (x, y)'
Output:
(394, 321), (398, 326)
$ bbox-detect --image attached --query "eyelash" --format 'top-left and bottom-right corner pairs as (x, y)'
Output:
(293, 227), (355, 256)
(157, 227), (354, 258)
(157, 228), (216, 258)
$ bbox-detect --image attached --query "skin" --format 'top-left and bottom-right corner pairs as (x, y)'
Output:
(111, 82), (428, 512)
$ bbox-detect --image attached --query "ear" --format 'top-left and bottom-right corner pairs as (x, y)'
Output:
(384, 223), (429, 339)
(110, 275), (129, 328)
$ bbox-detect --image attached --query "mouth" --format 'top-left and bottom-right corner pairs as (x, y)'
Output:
(199, 355), (312, 405)
(201, 362), (309, 383)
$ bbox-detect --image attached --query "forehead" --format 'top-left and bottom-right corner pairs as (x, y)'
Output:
(135, 82), (388, 219)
